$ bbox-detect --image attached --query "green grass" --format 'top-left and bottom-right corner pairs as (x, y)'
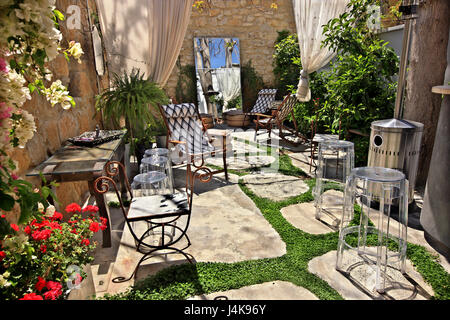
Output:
(101, 151), (450, 300)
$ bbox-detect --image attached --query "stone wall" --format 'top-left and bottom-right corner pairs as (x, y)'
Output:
(8, 0), (105, 211)
(164, 0), (297, 103)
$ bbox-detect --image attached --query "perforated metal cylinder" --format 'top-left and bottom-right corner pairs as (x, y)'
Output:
(367, 118), (423, 203)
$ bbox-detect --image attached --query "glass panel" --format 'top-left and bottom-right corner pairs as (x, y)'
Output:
(193, 37), (242, 119)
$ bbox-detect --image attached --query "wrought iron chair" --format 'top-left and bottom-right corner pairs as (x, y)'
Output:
(253, 94), (308, 146)
(93, 160), (209, 283)
(159, 103), (228, 181)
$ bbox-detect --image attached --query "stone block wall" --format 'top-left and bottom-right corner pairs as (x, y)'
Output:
(8, 0), (105, 210)
(164, 0), (297, 103)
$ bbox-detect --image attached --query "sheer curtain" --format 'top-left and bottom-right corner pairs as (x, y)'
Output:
(292, 0), (349, 101)
(96, 0), (193, 86)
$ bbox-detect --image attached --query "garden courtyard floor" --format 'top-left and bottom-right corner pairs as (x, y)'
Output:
(79, 126), (449, 300)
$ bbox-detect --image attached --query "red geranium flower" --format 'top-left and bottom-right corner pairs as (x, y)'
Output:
(81, 238), (90, 246)
(31, 229), (52, 241)
(51, 212), (63, 220)
(0, 251), (5, 261)
(82, 205), (99, 213)
(43, 281), (63, 300)
(89, 221), (100, 233)
(24, 225), (31, 235)
(35, 276), (47, 292)
(50, 221), (62, 230)
(10, 223), (19, 231)
(20, 292), (44, 300)
(65, 203), (82, 213)
(40, 244), (47, 253)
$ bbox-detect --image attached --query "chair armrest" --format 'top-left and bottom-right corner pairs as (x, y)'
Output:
(206, 129), (228, 136)
(169, 140), (186, 145)
(254, 113), (273, 118)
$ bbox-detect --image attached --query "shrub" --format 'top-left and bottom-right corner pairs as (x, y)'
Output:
(272, 0), (398, 165)
(272, 30), (301, 100)
(322, 0), (399, 136)
(241, 60), (266, 112)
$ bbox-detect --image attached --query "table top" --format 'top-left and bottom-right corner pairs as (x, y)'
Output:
(27, 135), (124, 177)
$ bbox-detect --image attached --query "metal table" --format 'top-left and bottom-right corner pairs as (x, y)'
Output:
(26, 134), (126, 248)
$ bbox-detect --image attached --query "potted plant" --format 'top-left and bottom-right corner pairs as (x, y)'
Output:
(135, 119), (168, 165)
(95, 68), (169, 162)
(0, 203), (106, 300)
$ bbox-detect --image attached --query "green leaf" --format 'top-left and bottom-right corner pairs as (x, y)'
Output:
(0, 192), (15, 211)
(53, 9), (65, 21)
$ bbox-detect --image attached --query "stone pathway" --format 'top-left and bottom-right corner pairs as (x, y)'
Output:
(281, 189), (343, 234)
(82, 128), (449, 300)
(240, 173), (309, 201)
(189, 281), (318, 300)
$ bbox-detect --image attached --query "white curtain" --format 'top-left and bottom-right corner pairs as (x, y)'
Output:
(96, 0), (193, 86)
(214, 67), (241, 110)
(292, 0), (349, 101)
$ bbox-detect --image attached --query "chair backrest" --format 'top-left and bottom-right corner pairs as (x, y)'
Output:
(250, 89), (277, 113)
(275, 94), (298, 123)
(159, 103), (214, 156)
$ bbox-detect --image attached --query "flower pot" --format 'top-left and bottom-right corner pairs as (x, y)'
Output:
(66, 264), (96, 300)
(225, 110), (251, 127)
(156, 135), (167, 148)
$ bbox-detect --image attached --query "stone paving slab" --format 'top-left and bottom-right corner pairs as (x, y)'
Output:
(281, 190), (343, 234)
(188, 281), (318, 300)
(206, 154), (276, 170)
(240, 173), (309, 201)
(308, 250), (435, 300)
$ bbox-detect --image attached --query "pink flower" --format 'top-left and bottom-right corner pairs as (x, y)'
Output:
(0, 104), (13, 120)
(0, 58), (7, 73)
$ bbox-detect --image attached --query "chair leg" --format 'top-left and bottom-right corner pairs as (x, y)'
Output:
(254, 122), (259, 141)
(222, 135), (228, 181)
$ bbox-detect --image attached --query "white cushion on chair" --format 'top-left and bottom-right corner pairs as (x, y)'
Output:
(127, 193), (188, 221)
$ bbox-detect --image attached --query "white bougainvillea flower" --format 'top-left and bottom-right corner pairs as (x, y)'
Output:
(67, 41), (84, 63)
